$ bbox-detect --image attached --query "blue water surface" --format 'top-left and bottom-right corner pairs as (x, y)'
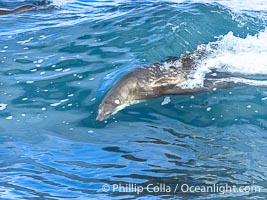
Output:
(0, 0), (267, 199)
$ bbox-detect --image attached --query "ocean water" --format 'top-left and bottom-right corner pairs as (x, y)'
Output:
(1, 0), (267, 199)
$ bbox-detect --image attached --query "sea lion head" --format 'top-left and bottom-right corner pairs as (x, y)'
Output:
(97, 94), (124, 121)
(96, 65), (185, 121)
(96, 75), (140, 121)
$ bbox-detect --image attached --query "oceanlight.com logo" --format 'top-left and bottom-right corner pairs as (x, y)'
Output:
(101, 183), (261, 195)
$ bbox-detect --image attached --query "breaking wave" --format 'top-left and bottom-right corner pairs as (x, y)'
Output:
(183, 29), (267, 88)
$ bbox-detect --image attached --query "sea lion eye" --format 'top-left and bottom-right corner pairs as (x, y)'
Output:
(114, 99), (121, 105)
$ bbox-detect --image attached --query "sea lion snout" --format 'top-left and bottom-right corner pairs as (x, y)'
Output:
(96, 105), (107, 121)
(96, 102), (114, 121)
(96, 74), (139, 121)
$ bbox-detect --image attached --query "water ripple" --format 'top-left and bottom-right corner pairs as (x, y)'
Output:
(1, 0), (267, 199)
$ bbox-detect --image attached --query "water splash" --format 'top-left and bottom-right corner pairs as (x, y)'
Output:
(168, 0), (267, 11)
(50, 0), (75, 7)
(183, 29), (267, 88)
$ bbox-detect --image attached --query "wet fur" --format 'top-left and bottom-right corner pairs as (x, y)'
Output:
(96, 54), (208, 121)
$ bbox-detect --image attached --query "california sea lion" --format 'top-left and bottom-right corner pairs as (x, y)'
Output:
(96, 47), (267, 121)
(0, 4), (37, 15)
(97, 50), (203, 121)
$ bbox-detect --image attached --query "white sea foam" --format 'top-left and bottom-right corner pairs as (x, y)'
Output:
(0, 104), (7, 111)
(168, 0), (267, 11)
(206, 31), (267, 73)
(181, 29), (267, 89)
(161, 96), (171, 105)
(51, 0), (75, 7)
